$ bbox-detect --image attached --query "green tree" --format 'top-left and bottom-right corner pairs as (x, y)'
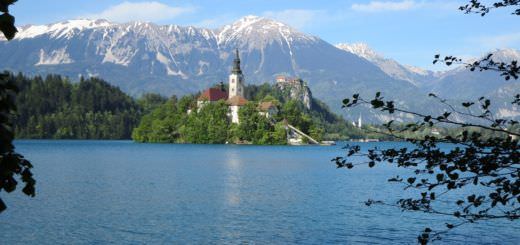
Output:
(336, 2), (520, 243)
(181, 101), (230, 144)
(137, 93), (168, 114)
(0, 0), (36, 213)
(12, 74), (141, 140)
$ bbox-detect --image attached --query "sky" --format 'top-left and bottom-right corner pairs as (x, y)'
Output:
(10, 0), (520, 70)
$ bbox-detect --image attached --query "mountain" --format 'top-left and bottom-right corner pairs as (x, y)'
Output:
(336, 43), (441, 86)
(427, 48), (520, 99)
(337, 43), (520, 121)
(337, 42), (520, 99)
(0, 16), (517, 123)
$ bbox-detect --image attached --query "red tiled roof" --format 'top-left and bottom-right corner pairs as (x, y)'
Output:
(198, 88), (228, 101)
(258, 101), (277, 111)
(226, 96), (248, 106)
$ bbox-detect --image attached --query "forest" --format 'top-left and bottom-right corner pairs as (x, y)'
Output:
(10, 73), (140, 139)
(8, 73), (365, 143)
(10, 72), (507, 144)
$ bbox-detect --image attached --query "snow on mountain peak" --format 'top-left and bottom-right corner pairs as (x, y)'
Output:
(17, 19), (113, 39)
(217, 15), (317, 48)
(404, 65), (430, 76)
(336, 42), (439, 86)
(236, 15), (265, 26)
(488, 48), (520, 62)
(336, 43), (382, 61)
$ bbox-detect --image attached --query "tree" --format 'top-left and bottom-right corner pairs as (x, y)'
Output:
(180, 101), (230, 144)
(235, 102), (273, 144)
(0, 0), (36, 213)
(0, 0), (18, 40)
(335, 1), (519, 244)
(459, 0), (519, 16)
(137, 93), (168, 114)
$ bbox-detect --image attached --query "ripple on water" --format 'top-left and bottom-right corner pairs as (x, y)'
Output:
(1, 140), (518, 244)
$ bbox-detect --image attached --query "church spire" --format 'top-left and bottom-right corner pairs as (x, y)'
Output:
(232, 48), (242, 75)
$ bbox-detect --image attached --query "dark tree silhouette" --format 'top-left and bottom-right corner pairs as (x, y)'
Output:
(460, 0), (520, 16)
(0, 0), (35, 213)
(0, 0), (17, 40)
(335, 1), (519, 244)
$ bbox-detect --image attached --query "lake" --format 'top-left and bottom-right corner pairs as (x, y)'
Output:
(1, 140), (518, 244)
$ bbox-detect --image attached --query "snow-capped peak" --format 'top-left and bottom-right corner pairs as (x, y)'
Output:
(336, 43), (382, 61)
(404, 65), (430, 76)
(336, 42), (439, 86)
(217, 15), (317, 48)
(17, 19), (113, 39)
(487, 48), (520, 62)
(234, 15), (266, 27)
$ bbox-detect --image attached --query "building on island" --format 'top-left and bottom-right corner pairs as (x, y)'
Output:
(197, 84), (228, 109)
(228, 49), (245, 98)
(227, 95), (248, 123)
(226, 49), (248, 124)
(258, 101), (279, 119)
(197, 49), (249, 124)
(275, 76), (312, 110)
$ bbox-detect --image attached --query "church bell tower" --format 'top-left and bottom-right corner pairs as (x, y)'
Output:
(228, 49), (245, 98)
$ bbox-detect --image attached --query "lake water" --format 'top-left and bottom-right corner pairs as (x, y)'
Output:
(1, 140), (518, 244)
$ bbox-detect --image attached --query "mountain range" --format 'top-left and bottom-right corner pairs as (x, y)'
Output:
(0, 16), (518, 123)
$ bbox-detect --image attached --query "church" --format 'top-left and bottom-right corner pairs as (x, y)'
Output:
(197, 49), (249, 124)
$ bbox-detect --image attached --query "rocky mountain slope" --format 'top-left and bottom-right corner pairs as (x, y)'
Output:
(0, 16), (518, 123)
(338, 43), (520, 121)
(336, 43), (442, 86)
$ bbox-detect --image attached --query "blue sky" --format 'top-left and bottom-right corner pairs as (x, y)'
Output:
(10, 0), (520, 70)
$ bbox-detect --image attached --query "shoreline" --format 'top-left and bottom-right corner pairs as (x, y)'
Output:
(13, 139), (398, 146)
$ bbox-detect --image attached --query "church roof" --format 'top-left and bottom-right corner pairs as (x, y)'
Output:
(226, 95), (248, 106)
(198, 88), (228, 102)
(258, 101), (277, 111)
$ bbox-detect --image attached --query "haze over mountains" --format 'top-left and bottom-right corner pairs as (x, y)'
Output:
(0, 16), (518, 122)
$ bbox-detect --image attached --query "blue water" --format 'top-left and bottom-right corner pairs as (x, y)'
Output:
(1, 140), (518, 244)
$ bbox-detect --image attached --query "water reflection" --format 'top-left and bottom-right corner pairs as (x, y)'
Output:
(223, 148), (243, 206)
(2, 141), (519, 244)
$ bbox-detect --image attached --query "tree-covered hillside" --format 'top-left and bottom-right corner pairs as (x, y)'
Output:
(7, 73), (369, 143)
(133, 83), (365, 144)
(10, 73), (140, 139)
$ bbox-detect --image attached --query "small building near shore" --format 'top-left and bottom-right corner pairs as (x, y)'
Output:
(197, 86), (228, 109)
(258, 101), (279, 118)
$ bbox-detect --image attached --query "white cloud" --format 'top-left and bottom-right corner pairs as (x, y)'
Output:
(351, 0), (460, 13)
(262, 9), (325, 30)
(352, 0), (417, 12)
(475, 33), (520, 49)
(84, 1), (194, 23)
